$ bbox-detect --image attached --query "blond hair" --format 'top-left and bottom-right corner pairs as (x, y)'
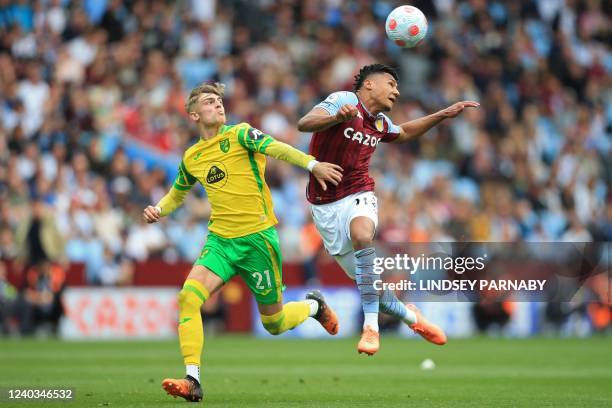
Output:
(185, 82), (225, 113)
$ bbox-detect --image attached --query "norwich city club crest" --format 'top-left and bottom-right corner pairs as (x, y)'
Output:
(219, 138), (230, 153)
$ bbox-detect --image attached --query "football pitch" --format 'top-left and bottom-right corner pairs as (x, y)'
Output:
(1, 336), (610, 407)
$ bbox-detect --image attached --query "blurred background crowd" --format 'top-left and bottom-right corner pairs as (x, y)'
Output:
(0, 0), (609, 305)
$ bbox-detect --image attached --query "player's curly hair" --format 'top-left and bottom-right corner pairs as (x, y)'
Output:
(185, 82), (225, 113)
(353, 64), (399, 92)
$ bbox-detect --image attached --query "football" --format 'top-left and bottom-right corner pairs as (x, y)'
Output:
(385, 5), (428, 48)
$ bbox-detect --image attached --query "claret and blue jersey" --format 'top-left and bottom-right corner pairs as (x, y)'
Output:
(306, 91), (401, 204)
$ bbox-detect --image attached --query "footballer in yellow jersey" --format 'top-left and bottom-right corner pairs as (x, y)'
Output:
(142, 83), (342, 402)
(157, 122), (309, 238)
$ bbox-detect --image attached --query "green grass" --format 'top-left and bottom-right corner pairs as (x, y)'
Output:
(0, 336), (611, 407)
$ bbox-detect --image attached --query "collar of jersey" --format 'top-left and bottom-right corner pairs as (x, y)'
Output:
(357, 99), (382, 121)
(199, 124), (231, 144)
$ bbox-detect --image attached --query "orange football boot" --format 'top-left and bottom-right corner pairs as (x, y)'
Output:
(357, 326), (380, 355)
(306, 290), (339, 335)
(162, 376), (203, 402)
(406, 304), (447, 345)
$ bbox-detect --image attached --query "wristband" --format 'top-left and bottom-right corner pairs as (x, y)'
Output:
(306, 160), (319, 172)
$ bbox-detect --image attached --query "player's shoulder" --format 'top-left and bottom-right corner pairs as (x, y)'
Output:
(235, 122), (268, 143)
(213, 123), (256, 141)
(183, 139), (202, 160)
(181, 140), (205, 168)
(229, 122), (254, 135)
(376, 113), (401, 134)
(214, 123), (242, 145)
(315, 91), (359, 116)
(232, 122), (250, 131)
(321, 91), (359, 106)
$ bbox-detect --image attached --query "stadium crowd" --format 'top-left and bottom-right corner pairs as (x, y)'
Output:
(0, 0), (610, 295)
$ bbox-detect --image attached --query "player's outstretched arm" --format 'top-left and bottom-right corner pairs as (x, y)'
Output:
(392, 101), (479, 143)
(267, 141), (343, 191)
(143, 186), (190, 223)
(258, 139), (343, 190)
(239, 127), (343, 190)
(142, 161), (196, 223)
(297, 104), (359, 132)
(265, 138), (344, 190)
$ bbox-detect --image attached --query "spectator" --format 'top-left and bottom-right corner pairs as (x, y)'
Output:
(0, 262), (17, 335)
(15, 198), (64, 269)
(0, 0), (607, 290)
(98, 245), (134, 286)
(14, 260), (65, 336)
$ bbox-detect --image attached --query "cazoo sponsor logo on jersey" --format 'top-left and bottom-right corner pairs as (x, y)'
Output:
(344, 127), (380, 147)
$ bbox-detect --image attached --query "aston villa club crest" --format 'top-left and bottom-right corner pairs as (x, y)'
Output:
(219, 138), (230, 153)
(375, 117), (384, 132)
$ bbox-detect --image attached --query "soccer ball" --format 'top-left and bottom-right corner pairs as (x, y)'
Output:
(385, 5), (428, 48)
(420, 358), (436, 370)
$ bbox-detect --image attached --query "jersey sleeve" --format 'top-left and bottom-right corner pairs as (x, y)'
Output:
(156, 160), (197, 216)
(314, 91), (359, 116)
(238, 125), (315, 170)
(379, 113), (401, 143)
(174, 160), (198, 191)
(237, 125), (271, 152)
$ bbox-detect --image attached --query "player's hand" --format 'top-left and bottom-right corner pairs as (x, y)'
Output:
(312, 162), (343, 191)
(334, 104), (359, 122)
(143, 205), (161, 223)
(439, 101), (480, 118)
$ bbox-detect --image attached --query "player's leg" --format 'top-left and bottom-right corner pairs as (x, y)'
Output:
(163, 265), (223, 402)
(335, 237), (446, 345)
(163, 233), (236, 401)
(310, 194), (379, 352)
(349, 215), (381, 354)
(334, 252), (406, 320)
(257, 293), (339, 336)
(350, 215), (379, 326)
(239, 227), (339, 335)
(342, 192), (385, 354)
(178, 266), (223, 381)
(336, 252), (417, 324)
(258, 300), (311, 334)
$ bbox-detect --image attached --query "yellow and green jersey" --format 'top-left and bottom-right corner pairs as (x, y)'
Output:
(156, 122), (315, 238)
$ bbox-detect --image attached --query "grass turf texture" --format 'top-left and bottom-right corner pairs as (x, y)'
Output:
(0, 336), (610, 407)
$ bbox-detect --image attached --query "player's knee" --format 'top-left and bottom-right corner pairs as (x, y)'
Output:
(262, 321), (282, 335)
(351, 232), (373, 250)
(261, 312), (285, 335)
(350, 216), (375, 249)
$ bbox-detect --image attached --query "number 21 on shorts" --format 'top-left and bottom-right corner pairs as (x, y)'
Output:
(252, 270), (272, 290)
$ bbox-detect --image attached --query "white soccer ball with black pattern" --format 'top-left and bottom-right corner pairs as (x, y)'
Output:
(385, 5), (428, 48)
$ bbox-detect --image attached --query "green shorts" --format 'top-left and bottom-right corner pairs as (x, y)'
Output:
(195, 226), (283, 305)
